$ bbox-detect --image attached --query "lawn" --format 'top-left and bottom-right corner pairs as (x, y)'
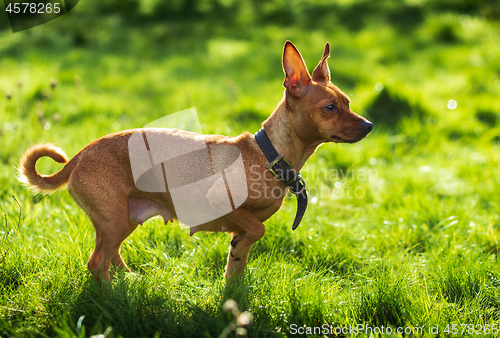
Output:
(1, 0), (500, 337)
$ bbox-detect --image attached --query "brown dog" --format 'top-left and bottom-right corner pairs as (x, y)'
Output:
(19, 41), (372, 281)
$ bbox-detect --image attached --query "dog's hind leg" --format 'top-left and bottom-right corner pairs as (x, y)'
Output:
(111, 221), (139, 271)
(87, 214), (133, 282)
(74, 192), (135, 281)
(87, 220), (128, 281)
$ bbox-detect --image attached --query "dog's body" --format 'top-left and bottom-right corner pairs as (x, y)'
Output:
(19, 41), (372, 281)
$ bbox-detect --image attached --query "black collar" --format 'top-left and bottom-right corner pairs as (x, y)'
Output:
(254, 128), (308, 230)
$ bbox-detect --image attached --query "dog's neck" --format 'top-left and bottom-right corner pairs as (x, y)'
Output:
(261, 96), (322, 172)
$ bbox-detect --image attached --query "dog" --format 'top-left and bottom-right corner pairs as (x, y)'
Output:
(19, 41), (372, 282)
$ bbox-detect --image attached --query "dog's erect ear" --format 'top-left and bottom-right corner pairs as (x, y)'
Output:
(312, 42), (330, 83)
(283, 41), (311, 98)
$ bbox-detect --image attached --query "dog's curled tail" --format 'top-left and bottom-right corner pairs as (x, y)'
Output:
(18, 144), (77, 194)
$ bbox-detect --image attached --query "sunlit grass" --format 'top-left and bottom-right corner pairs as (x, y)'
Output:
(1, 1), (500, 336)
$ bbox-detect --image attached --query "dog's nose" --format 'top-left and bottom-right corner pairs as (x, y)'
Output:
(361, 121), (373, 133)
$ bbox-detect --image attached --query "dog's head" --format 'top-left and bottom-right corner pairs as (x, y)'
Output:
(282, 41), (372, 144)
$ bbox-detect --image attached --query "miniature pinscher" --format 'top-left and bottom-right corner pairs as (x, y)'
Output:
(19, 41), (372, 281)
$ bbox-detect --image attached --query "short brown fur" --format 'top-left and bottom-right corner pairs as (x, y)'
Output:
(19, 41), (372, 281)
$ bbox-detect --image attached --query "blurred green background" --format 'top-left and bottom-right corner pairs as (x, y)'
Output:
(1, 0), (500, 337)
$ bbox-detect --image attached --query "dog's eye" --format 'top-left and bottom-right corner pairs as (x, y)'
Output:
(325, 104), (337, 112)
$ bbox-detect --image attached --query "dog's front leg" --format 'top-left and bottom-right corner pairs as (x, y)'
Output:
(225, 234), (253, 280)
(223, 208), (265, 280)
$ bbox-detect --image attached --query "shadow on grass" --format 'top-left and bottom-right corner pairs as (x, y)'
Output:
(300, 0), (424, 33)
(56, 273), (274, 338)
(437, 264), (500, 321)
(61, 276), (222, 337)
(365, 88), (428, 132)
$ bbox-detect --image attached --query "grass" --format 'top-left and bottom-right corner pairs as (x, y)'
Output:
(1, 0), (500, 336)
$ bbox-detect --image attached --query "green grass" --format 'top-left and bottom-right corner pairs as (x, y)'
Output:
(1, 0), (500, 337)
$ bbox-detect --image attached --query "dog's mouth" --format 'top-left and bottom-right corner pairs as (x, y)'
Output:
(330, 136), (358, 144)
